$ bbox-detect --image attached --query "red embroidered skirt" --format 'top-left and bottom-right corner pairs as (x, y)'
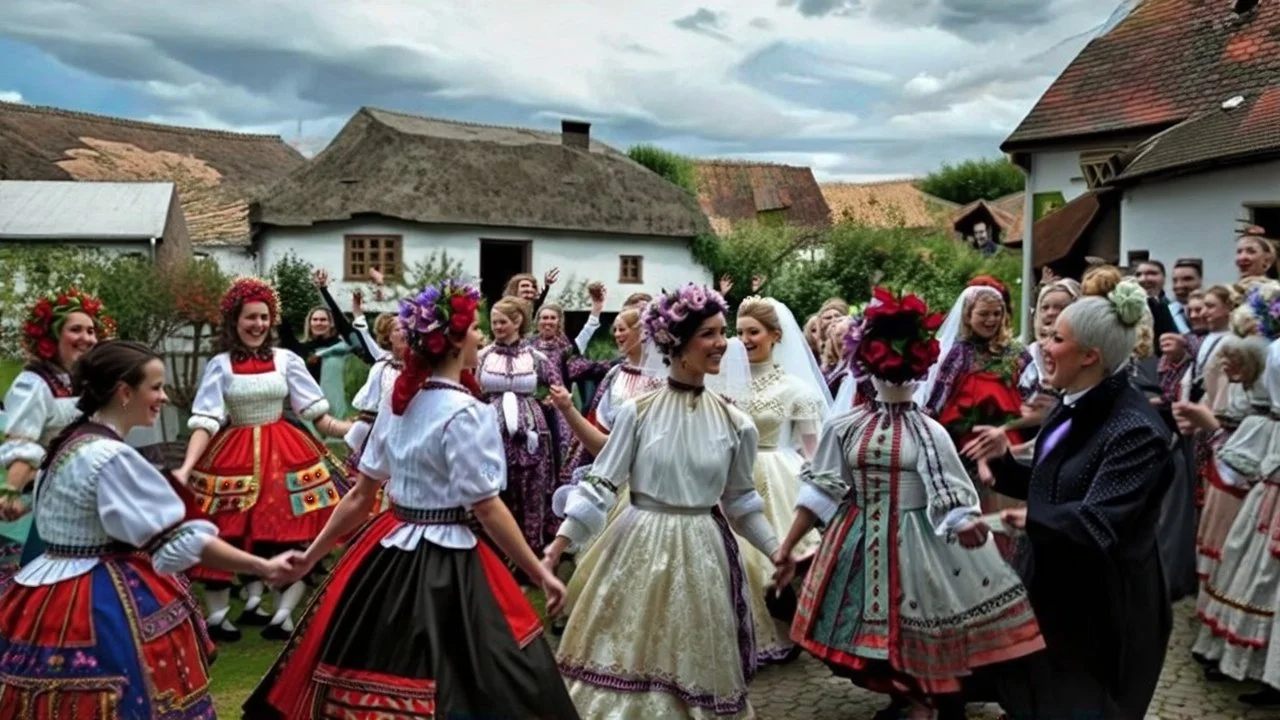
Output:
(243, 511), (576, 719)
(0, 554), (215, 719)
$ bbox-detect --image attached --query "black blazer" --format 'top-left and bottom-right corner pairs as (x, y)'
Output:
(990, 371), (1175, 720)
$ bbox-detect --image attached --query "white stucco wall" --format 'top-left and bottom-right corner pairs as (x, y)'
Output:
(1027, 149), (1090, 203)
(1120, 159), (1280, 286)
(255, 218), (710, 313)
(196, 244), (257, 277)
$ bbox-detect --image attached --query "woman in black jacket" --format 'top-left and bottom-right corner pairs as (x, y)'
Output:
(963, 278), (1175, 719)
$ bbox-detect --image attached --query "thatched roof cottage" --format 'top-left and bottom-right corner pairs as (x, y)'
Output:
(252, 107), (711, 308)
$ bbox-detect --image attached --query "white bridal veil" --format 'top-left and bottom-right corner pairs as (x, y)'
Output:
(912, 285), (1002, 408)
(765, 297), (833, 411)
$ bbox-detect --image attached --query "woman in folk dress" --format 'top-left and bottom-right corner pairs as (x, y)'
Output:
(544, 283), (786, 719)
(173, 277), (352, 642)
(343, 312), (405, 512)
(245, 279), (576, 720)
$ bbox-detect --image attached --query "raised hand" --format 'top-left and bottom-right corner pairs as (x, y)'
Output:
(352, 290), (364, 316)
(544, 268), (560, 287)
(718, 274), (733, 296)
(369, 267), (385, 286)
(311, 268), (329, 288)
(751, 274), (767, 293)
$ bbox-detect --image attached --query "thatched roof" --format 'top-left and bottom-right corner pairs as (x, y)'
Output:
(0, 101), (305, 246)
(821, 179), (957, 229)
(254, 107), (709, 238)
(693, 160), (832, 234)
(952, 192), (1026, 246)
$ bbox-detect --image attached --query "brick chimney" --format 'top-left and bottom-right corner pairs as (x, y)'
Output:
(561, 120), (591, 150)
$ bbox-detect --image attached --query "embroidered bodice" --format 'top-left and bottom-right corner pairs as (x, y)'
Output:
(188, 349), (329, 436)
(745, 362), (822, 450)
(0, 370), (80, 468)
(596, 363), (661, 430)
(358, 380), (507, 551)
(18, 429), (217, 586)
(477, 342), (547, 396)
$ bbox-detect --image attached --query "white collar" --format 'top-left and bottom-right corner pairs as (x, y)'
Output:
(1061, 386), (1094, 407)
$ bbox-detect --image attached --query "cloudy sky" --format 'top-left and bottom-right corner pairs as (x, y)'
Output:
(0, 0), (1134, 181)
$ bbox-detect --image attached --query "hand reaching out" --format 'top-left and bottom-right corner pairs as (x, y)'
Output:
(751, 275), (766, 293)
(262, 550), (309, 587)
(1001, 507), (1028, 530)
(961, 425), (1009, 462)
(369, 267), (385, 286)
(544, 267), (560, 287)
(547, 385), (574, 412)
(311, 269), (329, 289)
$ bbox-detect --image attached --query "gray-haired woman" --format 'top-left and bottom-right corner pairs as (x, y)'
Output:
(963, 279), (1175, 720)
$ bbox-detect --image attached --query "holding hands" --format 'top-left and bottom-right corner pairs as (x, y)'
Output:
(261, 550), (310, 588)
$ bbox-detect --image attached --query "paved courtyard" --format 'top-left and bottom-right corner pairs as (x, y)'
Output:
(744, 600), (1276, 720)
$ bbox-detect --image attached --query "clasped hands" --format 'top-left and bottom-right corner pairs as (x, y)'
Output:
(261, 549), (312, 588)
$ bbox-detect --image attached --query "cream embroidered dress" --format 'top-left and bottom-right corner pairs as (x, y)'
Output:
(739, 361), (823, 663)
(556, 382), (778, 719)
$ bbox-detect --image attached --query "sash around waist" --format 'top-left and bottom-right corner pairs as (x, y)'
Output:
(630, 493), (713, 515)
(391, 505), (470, 525)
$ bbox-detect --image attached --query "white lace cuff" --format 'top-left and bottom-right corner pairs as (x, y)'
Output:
(0, 438), (45, 468)
(796, 484), (839, 526)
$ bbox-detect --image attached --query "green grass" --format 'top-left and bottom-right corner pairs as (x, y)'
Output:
(207, 586), (549, 714)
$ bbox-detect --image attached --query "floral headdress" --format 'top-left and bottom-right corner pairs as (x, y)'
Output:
(643, 283), (729, 356)
(22, 287), (116, 363)
(219, 276), (281, 325)
(968, 274), (1010, 307)
(397, 278), (483, 357)
(855, 286), (945, 384)
(1240, 281), (1280, 340)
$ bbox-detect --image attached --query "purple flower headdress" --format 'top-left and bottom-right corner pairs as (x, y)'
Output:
(396, 278), (483, 357)
(1242, 281), (1280, 340)
(643, 283), (730, 356)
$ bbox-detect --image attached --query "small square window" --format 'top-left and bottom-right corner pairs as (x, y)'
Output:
(344, 235), (403, 281)
(619, 255), (643, 284)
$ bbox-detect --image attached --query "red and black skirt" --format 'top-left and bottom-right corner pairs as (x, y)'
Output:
(0, 552), (216, 719)
(243, 508), (578, 719)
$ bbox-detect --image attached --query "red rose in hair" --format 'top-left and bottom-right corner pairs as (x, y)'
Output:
(901, 294), (927, 316)
(36, 338), (57, 360)
(449, 312), (470, 333)
(450, 295), (470, 313)
(81, 298), (101, 314)
(908, 339), (938, 371)
(56, 294), (69, 306)
(859, 338), (891, 366)
(33, 299), (53, 322)
(864, 287), (899, 321)
(425, 332), (448, 355)
(23, 322), (44, 339)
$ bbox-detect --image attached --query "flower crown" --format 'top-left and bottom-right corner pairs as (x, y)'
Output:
(856, 286), (944, 384)
(219, 276), (281, 325)
(398, 278), (482, 357)
(22, 287), (116, 363)
(1241, 281), (1280, 340)
(643, 283), (729, 356)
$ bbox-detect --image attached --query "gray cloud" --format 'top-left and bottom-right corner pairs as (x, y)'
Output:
(777, 0), (860, 18)
(781, 0), (1059, 33)
(672, 8), (732, 41)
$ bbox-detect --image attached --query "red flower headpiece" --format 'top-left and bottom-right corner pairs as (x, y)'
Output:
(22, 287), (116, 363)
(856, 286), (944, 384)
(219, 276), (281, 325)
(967, 275), (1010, 307)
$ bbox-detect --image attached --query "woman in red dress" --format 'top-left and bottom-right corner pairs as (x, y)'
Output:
(173, 277), (352, 643)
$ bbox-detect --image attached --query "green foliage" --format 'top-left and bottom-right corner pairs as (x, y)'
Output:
(690, 224), (801, 308)
(627, 144), (698, 194)
(269, 252), (319, 338)
(394, 250), (467, 296)
(918, 157), (1025, 206)
(92, 255), (186, 347)
(342, 354), (370, 414)
(584, 334), (617, 362)
(554, 274), (593, 311)
(0, 246), (109, 357)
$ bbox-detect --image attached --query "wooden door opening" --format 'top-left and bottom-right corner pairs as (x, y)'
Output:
(479, 239), (532, 307)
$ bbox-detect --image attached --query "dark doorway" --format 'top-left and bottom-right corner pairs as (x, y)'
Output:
(479, 239), (532, 306)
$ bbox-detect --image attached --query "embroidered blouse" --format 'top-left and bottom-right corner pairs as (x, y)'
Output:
(0, 370), (79, 468)
(187, 349), (330, 436)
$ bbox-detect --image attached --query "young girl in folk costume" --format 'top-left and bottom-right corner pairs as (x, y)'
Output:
(476, 296), (562, 564)
(734, 295), (831, 664)
(0, 288), (111, 578)
(919, 276), (1028, 554)
(173, 277), (352, 642)
(245, 279), (578, 720)
(0, 341), (298, 720)
(343, 313), (405, 513)
(545, 283), (785, 719)
(779, 287), (1043, 720)
(1181, 296), (1273, 674)
(1191, 283), (1280, 707)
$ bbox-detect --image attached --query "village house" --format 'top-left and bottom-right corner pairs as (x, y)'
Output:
(694, 160), (831, 236)
(820, 179), (957, 232)
(1003, 0), (1280, 296)
(951, 191), (1025, 253)
(0, 100), (305, 275)
(251, 107), (710, 310)
(0, 180), (190, 270)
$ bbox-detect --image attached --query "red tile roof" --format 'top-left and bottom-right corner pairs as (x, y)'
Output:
(1117, 85), (1280, 180)
(694, 161), (832, 234)
(1003, 0), (1280, 148)
(1032, 189), (1117, 267)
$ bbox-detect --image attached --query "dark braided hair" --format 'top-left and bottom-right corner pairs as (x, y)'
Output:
(41, 341), (161, 470)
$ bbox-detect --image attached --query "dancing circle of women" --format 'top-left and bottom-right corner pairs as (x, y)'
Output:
(6, 247), (1280, 719)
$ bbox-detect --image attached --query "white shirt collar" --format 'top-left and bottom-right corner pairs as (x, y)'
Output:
(1061, 386), (1093, 407)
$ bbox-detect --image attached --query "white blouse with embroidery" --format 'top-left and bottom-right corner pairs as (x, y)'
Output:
(358, 379), (507, 551)
(16, 431), (218, 586)
(558, 385), (778, 556)
(344, 358), (401, 452)
(187, 349), (330, 436)
(0, 370), (81, 468)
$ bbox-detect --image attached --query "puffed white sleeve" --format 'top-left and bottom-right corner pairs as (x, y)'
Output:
(187, 357), (228, 436)
(797, 413), (856, 525)
(557, 399), (640, 551)
(0, 371), (57, 468)
(443, 403), (507, 506)
(912, 414), (981, 535)
(720, 416), (779, 557)
(97, 446), (218, 574)
(280, 349), (331, 421)
(356, 395), (394, 482)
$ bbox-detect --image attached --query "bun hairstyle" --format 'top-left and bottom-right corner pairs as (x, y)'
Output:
(372, 313), (397, 351)
(41, 340), (161, 468)
(1060, 276), (1148, 373)
(491, 296), (533, 336)
(643, 284), (730, 363)
(391, 279), (483, 414)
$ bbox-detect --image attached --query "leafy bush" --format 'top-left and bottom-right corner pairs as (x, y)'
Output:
(627, 145), (697, 195)
(918, 157), (1024, 206)
(269, 252), (319, 338)
(343, 354), (370, 414)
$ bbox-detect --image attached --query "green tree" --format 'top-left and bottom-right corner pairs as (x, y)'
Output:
(918, 157), (1024, 206)
(168, 258), (229, 410)
(627, 144), (697, 194)
(269, 252), (319, 337)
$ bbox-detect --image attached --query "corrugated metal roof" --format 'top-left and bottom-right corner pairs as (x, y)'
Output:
(0, 180), (175, 240)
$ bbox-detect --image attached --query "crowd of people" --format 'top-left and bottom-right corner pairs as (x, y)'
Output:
(0, 227), (1278, 718)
